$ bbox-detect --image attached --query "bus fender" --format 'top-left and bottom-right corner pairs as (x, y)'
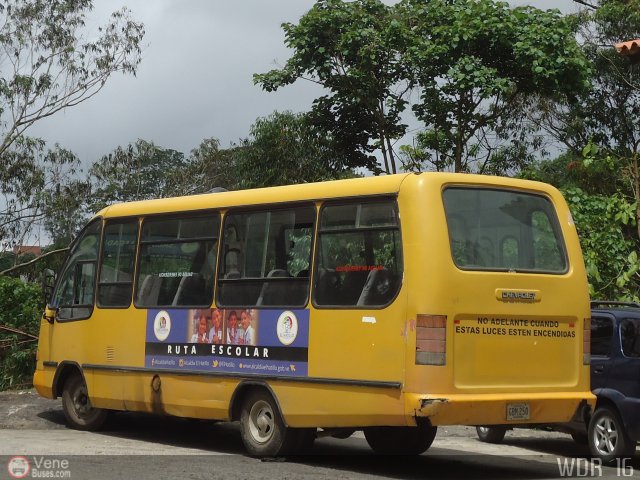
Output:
(51, 361), (85, 398)
(229, 380), (288, 426)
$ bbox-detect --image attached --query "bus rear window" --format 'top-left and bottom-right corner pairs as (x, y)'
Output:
(442, 187), (567, 273)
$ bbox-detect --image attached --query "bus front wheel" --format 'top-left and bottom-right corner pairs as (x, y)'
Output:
(61, 374), (108, 431)
(239, 389), (314, 456)
(364, 424), (437, 455)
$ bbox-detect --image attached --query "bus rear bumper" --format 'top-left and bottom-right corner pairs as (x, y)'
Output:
(409, 392), (596, 426)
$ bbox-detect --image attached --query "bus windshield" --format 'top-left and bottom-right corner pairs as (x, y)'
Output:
(442, 187), (567, 273)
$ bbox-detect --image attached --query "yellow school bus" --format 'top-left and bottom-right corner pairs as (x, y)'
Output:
(33, 172), (595, 455)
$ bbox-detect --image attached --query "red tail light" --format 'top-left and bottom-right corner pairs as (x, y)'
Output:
(416, 314), (446, 365)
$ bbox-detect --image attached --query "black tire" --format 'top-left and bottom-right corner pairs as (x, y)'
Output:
(61, 374), (108, 431)
(476, 426), (507, 444)
(364, 424), (437, 455)
(588, 405), (636, 463)
(239, 389), (314, 456)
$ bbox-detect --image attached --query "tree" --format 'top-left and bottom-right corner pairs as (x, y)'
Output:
(563, 188), (640, 301)
(254, 0), (411, 175)
(0, 0), (145, 157)
(0, 276), (41, 390)
(0, 0), (144, 249)
(0, 141), (84, 252)
(399, 0), (591, 174)
(170, 138), (243, 195)
(532, 1), (640, 236)
(88, 139), (185, 211)
(235, 111), (356, 189)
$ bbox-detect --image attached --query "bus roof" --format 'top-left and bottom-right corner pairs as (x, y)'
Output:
(96, 172), (559, 219)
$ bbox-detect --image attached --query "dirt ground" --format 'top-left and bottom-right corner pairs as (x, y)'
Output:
(0, 389), (66, 430)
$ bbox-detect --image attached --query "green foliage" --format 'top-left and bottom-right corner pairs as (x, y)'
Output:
(400, 0), (590, 173)
(563, 187), (640, 301)
(0, 0), (144, 249)
(235, 111), (357, 188)
(0, 0), (145, 157)
(255, 0), (411, 174)
(171, 138), (243, 195)
(520, 151), (624, 197)
(535, 1), (640, 194)
(0, 140), (88, 251)
(89, 139), (186, 210)
(0, 276), (42, 390)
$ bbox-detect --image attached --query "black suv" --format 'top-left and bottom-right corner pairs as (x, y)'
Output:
(476, 301), (640, 463)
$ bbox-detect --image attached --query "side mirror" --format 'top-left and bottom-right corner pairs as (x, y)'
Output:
(42, 305), (57, 324)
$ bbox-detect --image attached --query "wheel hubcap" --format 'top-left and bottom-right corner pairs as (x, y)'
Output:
(248, 400), (274, 444)
(73, 385), (91, 416)
(593, 416), (618, 455)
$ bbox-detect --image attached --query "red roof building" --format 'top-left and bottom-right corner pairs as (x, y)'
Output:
(615, 39), (640, 64)
(12, 245), (42, 256)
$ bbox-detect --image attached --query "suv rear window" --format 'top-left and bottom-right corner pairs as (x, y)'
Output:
(443, 187), (567, 273)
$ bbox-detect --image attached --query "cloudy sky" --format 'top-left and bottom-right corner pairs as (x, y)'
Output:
(29, 0), (581, 165)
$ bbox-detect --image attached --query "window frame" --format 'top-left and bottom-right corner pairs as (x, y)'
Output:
(312, 196), (403, 310)
(50, 218), (103, 322)
(216, 202), (317, 309)
(133, 211), (221, 309)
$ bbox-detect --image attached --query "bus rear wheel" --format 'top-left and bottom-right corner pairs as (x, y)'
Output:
(61, 374), (108, 431)
(239, 389), (314, 456)
(364, 424), (437, 455)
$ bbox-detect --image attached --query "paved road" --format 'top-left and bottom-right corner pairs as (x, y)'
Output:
(0, 390), (637, 479)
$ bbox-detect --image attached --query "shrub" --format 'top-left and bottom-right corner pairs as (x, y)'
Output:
(0, 276), (42, 390)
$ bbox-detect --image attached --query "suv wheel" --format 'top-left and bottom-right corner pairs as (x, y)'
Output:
(588, 406), (635, 463)
(476, 426), (507, 444)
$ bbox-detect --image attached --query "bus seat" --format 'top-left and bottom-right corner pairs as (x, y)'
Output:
(172, 274), (206, 306)
(137, 274), (162, 306)
(314, 268), (340, 305)
(340, 270), (369, 304)
(224, 247), (242, 279)
(256, 269), (289, 306)
(357, 268), (395, 306)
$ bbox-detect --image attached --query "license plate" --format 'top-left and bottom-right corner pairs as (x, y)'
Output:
(507, 402), (530, 421)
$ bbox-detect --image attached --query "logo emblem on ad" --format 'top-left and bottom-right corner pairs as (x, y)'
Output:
(153, 310), (171, 341)
(276, 311), (298, 345)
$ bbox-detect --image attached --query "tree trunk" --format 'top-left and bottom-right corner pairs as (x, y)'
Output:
(386, 136), (397, 174)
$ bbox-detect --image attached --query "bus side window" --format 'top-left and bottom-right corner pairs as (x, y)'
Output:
(50, 220), (102, 320)
(217, 205), (315, 308)
(97, 220), (139, 308)
(314, 199), (403, 308)
(134, 213), (220, 308)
